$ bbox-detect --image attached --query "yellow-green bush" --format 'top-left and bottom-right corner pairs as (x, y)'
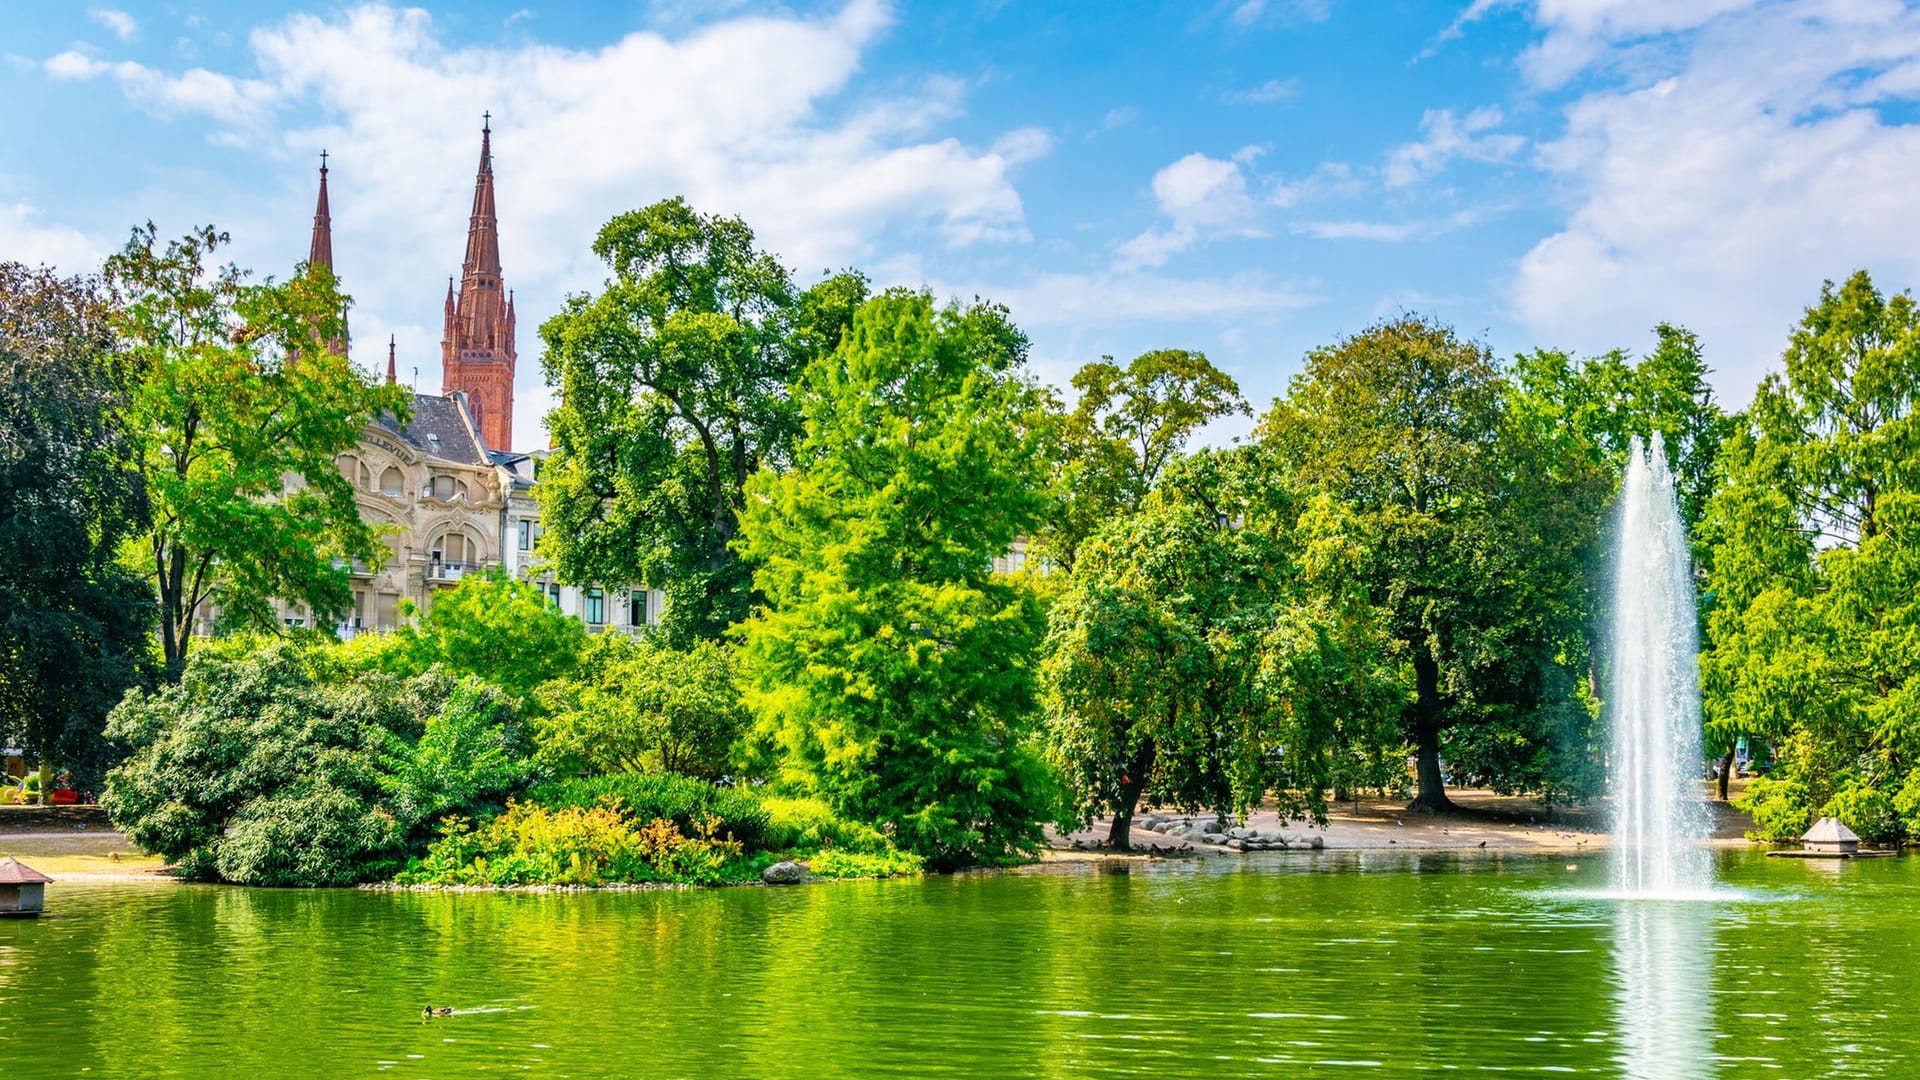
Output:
(806, 848), (923, 879)
(761, 796), (890, 854)
(397, 800), (753, 886)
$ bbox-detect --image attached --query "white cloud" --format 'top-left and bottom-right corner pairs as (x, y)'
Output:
(1219, 0), (1334, 28)
(36, 1), (1047, 449)
(1117, 149), (1267, 267)
(1385, 106), (1525, 187)
(43, 50), (277, 126)
(1223, 77), (1301, 104)
(1267, 160), (1362, 207)
(88, 8), (138, 42)
(1508, 0), (1920, 402)
(1295, 219), (1419, 242)
(0, 201), (101, 272)
(970, 269), (1314, 328)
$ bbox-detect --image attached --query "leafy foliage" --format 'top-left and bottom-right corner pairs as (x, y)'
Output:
(537, 198), (866, 642)
(0, 262), (152, 785)
(529, 772), (769, 850)
(1038, 349), (1246, 570)
(104, 224), (410, 674)
(101, 638), (536, 885)
(536, 634), (747, 779)
(760, 796), (890, 854)
(1701, 271), (1920, 839)
(805, 848), (924, 878)
(372, 571), (587, 699)
(736, 289), (1061, 868)
(1042, 449), (1400, 846)
(379, 680), (536, 837)
(398, 802), (753, 887)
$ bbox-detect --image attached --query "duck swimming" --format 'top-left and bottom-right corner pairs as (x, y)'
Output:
(422, 1006), (454, 1019)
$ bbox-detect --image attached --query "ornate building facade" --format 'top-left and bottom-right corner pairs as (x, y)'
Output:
(270, 122), (660, 637)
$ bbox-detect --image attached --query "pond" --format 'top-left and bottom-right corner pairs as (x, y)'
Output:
(0, 849), (1910, 1078)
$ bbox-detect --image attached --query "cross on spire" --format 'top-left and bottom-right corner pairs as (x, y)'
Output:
(483, 110), (490, 131)
(319, 148), (328, 171)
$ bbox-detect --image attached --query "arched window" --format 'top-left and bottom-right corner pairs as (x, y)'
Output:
(431, 531), (478, 570)
(380, 466), (404, 496)
(336, 454), (358, 482)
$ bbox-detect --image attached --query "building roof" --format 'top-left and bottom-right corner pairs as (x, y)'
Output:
(1803, 817), (1861, 844)
(377, 393), (490, 466)
(0, 857), (53, 884)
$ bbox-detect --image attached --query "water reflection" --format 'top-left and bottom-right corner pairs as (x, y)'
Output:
(1611, 900), (1718, 1080)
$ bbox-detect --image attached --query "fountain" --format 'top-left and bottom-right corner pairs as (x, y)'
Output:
(1610, 433), (1712, 896)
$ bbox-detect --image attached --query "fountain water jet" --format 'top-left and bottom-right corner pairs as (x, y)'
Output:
(1610, 433), (1712, 896)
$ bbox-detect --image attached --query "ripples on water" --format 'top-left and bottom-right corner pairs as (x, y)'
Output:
(0, 849), (1912, 1078)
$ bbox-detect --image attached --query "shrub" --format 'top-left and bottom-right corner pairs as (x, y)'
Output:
(380, 681), (536, 837)
(805, 848), (924, 879)
(1739, 770), (1816, 841)
(102, 640), (537, 885)
(214, 783), (401, 887)
(397, 802), (752, 886)
(399, 803), (646, 886)
(1824, 778), (1902, 843)
(536, 636), (747, 780)
(761, 796), (889, 854)
(530, 773), (768, 850)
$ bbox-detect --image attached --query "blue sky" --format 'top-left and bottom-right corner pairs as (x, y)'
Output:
(8, 0), (1920, 450)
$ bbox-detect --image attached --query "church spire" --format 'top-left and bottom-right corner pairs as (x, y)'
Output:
(387, 335), (397, 385)
(308, 150), (333, 272)
(463, 113), (501, 278)
(441, 115), (515, 452)
(305, 151), (346, 357)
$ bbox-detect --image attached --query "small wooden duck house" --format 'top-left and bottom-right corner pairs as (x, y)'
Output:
(1802, 817), (1861, 855)
(0, 857), (53, 917)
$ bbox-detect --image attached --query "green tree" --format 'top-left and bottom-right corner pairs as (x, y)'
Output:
(365, 571), (588, 700)
(0, 263), (153, 788)
(1701, 271), (1920, 840)
(1041, 448), (1399, 848)
(734, 289), (1058, 868)
(1506, 326), (1737, 794)
(104, 224), (410, 676)
(538, 198), (866, 642)
(537, 635), (748, 779)
(1262, 315), (1508, 812)
(1040, 349), (1246, 569)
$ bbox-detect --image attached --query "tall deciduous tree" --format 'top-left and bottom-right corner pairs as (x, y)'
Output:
(1041, 349), (1247, 569)
(1041, 448), (1399, 848)
(735, 289), (1058, 868)
(538, 198), (866, 642)
(1701, 271), (1920, 840)
(0, 263), (152, 785)
(105, 224), (409, 676)
(1262, 315), (1506, 812)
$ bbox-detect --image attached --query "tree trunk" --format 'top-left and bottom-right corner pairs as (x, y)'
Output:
(1408, 650), (1453, 813)
(1717, 745), (1735, 801)
(1105, 738), (1158, 850)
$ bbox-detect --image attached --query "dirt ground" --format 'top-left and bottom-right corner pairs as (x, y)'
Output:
(1048, 782), (1757, 859)
(0, 808), (168, 880)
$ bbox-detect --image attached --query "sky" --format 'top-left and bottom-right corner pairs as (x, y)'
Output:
(7, 0), (1920, 451)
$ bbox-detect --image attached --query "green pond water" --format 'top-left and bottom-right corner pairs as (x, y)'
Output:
(0, 849), (1912, 1078)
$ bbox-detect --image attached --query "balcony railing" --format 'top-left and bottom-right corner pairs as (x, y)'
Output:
(427, 561), (482, 582)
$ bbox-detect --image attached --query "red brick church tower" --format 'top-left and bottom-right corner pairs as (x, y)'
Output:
(440, 116), (517, 452)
